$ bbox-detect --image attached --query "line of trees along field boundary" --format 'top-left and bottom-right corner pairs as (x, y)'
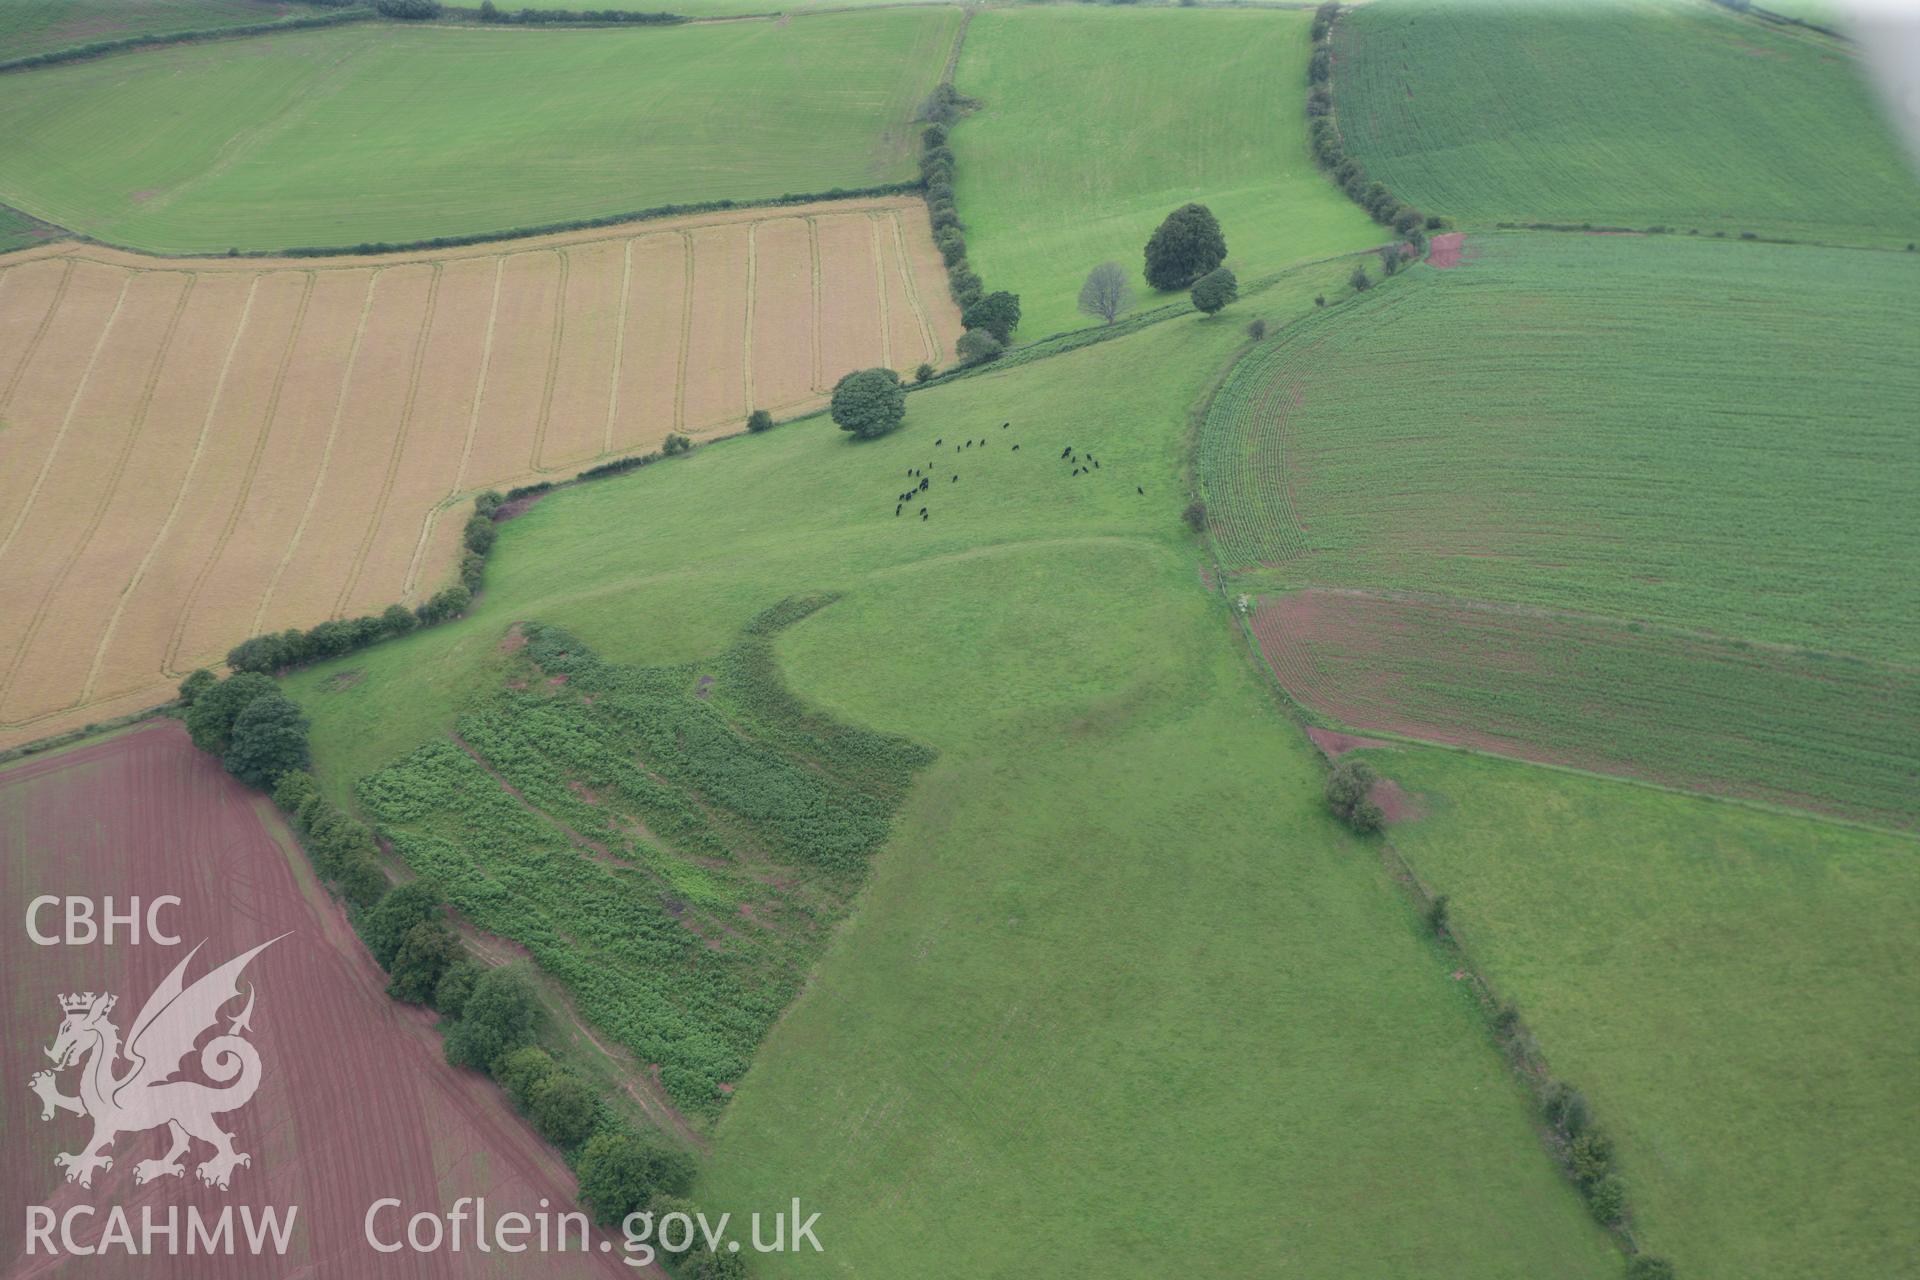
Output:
(1306, 2), (1449, 259)
(1187, 378), (1682, 1280)
(170, 480), (753, 1274)
(0, 8), (376, 74)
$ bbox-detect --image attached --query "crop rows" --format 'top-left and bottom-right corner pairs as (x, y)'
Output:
(1199, 233), (1920, 665)
(1254, 589), (1919, 828)
(1332, 0), (1920, 246)
(0, 199), (959, 750)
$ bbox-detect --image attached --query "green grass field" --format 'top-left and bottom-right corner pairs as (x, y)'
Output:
(0, 9), (957, 252)
(504, 0), (932, 14)
(1332, 0), (1920, 246)
(284, 275), (1617, 1276)
(950, 7), (1381, 341)
(0, 0), (308, 61)
(1200, 232), (1919, 822)
(1374, 745), (1920, 1280)
(1202, 233), (1920, 661)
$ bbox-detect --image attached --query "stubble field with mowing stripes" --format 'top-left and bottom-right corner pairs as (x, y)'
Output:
(0, 197), (960, 750)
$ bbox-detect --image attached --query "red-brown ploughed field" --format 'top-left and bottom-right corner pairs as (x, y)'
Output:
(0, 722), (644, 1278)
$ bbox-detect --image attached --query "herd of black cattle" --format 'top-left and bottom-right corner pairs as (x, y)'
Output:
(889, 422), (1142, 522)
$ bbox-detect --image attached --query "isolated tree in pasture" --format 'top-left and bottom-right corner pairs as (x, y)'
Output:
(1077, 262), (1134, 325)
(746, 408), (774, 433)
(443, 964), (540, 1072)
(1190, 266), (1239, 315)
(830, 367), (907, 439)
(185, 671), (277, 755)
(222, 691), (310, 788)
(575, 1133), (697, 1226)
(1144, 203), (1228, 291)
(1348, 263), (1372, 292)
(1379, 243), (1405, 277)
(961, 290), (1021, 343)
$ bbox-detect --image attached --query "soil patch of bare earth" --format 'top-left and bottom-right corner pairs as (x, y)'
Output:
(0, 721), (642, 1277)
(1425, 232), (1466, 269)
(0, 196), (961, 753)
(1251, 589), (1918, 828)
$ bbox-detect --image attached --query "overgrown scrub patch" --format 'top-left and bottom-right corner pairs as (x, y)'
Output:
(357, 600), (933, 1115)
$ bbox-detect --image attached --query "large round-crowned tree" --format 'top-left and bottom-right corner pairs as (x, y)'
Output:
(830, 367), (907, 439)
(1144, 203), (1228, 292)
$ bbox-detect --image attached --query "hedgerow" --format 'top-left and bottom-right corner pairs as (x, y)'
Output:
(0, 10), (373, 75)
(472, 1), (683, 24)
(1304, 3), (1437, 255)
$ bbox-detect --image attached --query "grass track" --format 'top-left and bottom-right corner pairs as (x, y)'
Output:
(951, 6), (1380, 340)
(1377, 745), (1919, 1280)
(1332, 0), (1920, 246)
(284, 272), (1617, 1276)
(0, 10), (958, 253)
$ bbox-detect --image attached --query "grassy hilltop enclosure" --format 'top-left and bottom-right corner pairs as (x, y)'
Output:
(285, 286), (1618, 1276)
(0, 9), (959, 253)
(950, 7), (1379, 339)
(1376, 746), (1920, 1280)
(1201, 233), (1920, 825)
(1332, 0), (1920, 246)
(0, 200), (958, 753)
(0, 0), (310, 62)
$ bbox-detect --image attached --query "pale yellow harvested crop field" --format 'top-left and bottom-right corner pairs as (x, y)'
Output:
(0, 197), (960, 748)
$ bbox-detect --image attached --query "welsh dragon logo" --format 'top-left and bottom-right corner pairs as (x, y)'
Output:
(28, 937), (284, 1191)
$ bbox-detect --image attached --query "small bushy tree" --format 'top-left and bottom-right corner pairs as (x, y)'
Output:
(746, 409), (774, 433)
(1144, 203), (1227, 291)
(361, 881), (441, 971)
(662, 433), (692, 456)
(529, 1070), (598, 1148)
(956, 329), (1004, 364)
(1348, 263), (1371, 292)
(434, 956), (481, 1017)
(1325, 757), (1386, 834)
(1182, 499), (1207, 533)
(443, 965), (540, 1072)
(1586, 1174), (1627, 1225)
(495, 1045), (557, 1108)
(1626, 1257), (1676, 1280)
(386, 919), (459, 1005)
(222, 692), (310, 788)
(1190, 266), (1238, 315)
(961, 291), (1021, 343)
(185, 672), (277, 755)
(575, 1133), (697, 1226)
(178, 669), (217, 706)
(830, 368), (906, 439)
